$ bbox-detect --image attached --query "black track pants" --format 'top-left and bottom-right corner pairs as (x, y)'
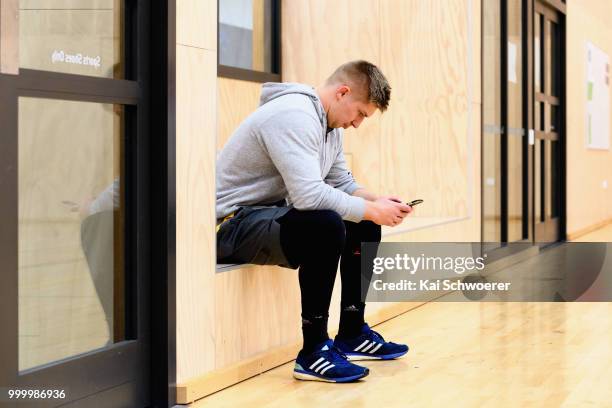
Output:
(276, 209), (382, 321)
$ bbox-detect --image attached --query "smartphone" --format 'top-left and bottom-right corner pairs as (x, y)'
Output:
(406, 199), (424, 207)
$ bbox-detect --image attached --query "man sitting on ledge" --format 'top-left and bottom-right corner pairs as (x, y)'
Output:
(216, 60), (414, 383)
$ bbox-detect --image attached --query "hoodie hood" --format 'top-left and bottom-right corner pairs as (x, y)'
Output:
(259, 82), (326, 125)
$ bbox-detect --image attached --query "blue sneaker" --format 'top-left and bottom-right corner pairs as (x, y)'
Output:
(334, 323), (409, 361)
(293, 339), (369, 382)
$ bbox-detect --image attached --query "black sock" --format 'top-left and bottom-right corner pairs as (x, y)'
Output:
(301, 315), (329, 354)
(337, 303), (366, 339)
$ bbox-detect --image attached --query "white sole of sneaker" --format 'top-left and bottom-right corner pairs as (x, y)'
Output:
(345, 355), (382, 361)
(293, 370), (369, 383)
(293, 371), (336, 382)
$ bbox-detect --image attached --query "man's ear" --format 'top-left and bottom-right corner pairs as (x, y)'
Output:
(336, 85), (351, 100)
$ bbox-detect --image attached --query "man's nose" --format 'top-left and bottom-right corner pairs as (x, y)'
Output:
(352, 118), (363, 128)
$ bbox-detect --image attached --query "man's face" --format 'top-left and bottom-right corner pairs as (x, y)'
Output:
(327, 85), (378, 129)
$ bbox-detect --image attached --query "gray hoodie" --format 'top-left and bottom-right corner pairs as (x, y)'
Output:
(216, 82), (366, 223)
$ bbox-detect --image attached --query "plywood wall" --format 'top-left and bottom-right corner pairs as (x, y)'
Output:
(177, 0), (481, 388)
(217, 77), (261, 148)
(281, 0), (481, 240)
(566, 0), (612, 236)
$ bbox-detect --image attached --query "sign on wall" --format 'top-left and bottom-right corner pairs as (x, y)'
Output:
(586, 41), (610, 150)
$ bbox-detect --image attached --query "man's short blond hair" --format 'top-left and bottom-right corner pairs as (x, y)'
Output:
(326, 60), (391, 112)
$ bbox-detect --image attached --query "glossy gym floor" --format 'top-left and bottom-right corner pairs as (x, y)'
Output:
(187, 225), (612, 408)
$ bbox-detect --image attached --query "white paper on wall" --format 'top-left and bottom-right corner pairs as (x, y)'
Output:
(586, 41), (610, 150)
(508, 41), (518, 84)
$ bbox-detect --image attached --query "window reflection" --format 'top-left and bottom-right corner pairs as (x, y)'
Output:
(18, 97), (125, 371)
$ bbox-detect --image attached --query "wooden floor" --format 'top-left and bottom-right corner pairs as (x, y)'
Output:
(187, 225), (612, 408)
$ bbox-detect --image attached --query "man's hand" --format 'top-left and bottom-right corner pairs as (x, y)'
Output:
(364, 197), (413, 227)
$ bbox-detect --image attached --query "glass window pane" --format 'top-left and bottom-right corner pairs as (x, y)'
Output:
(545, 19), (552, 95)
(535, 13), (542, 93)
(551, 21), (561, 97)
(551, 140), (560, 218)
(545, 139), (552, 219)
(219, 0), (274, 72)
(18, 97), (125, 371)
(19, 0), (124, 79)
(538, 13), (546, 94)
(551, 104), (559, 133)
(535, 139), (542, 223)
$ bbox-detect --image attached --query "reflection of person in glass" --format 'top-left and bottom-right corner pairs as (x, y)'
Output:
(74, 179), (119, 345)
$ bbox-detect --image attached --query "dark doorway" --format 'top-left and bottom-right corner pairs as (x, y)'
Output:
(533, 0), (566, 243)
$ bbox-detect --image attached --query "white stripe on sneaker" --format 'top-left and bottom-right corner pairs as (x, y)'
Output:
(315, 361), (330, 373)
(354, 340), (370, 352)
(361, 341), (375, 352)
(309, 357), (325, 370)
(369, 343), (383, 353)
(320, 364), (335, 375)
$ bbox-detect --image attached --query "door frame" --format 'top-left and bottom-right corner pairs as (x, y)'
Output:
(531, 0), (567, 243)
(481, 0), (567, 249)
(0, 1), (176, 406)
(150, 0), (177, 406)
